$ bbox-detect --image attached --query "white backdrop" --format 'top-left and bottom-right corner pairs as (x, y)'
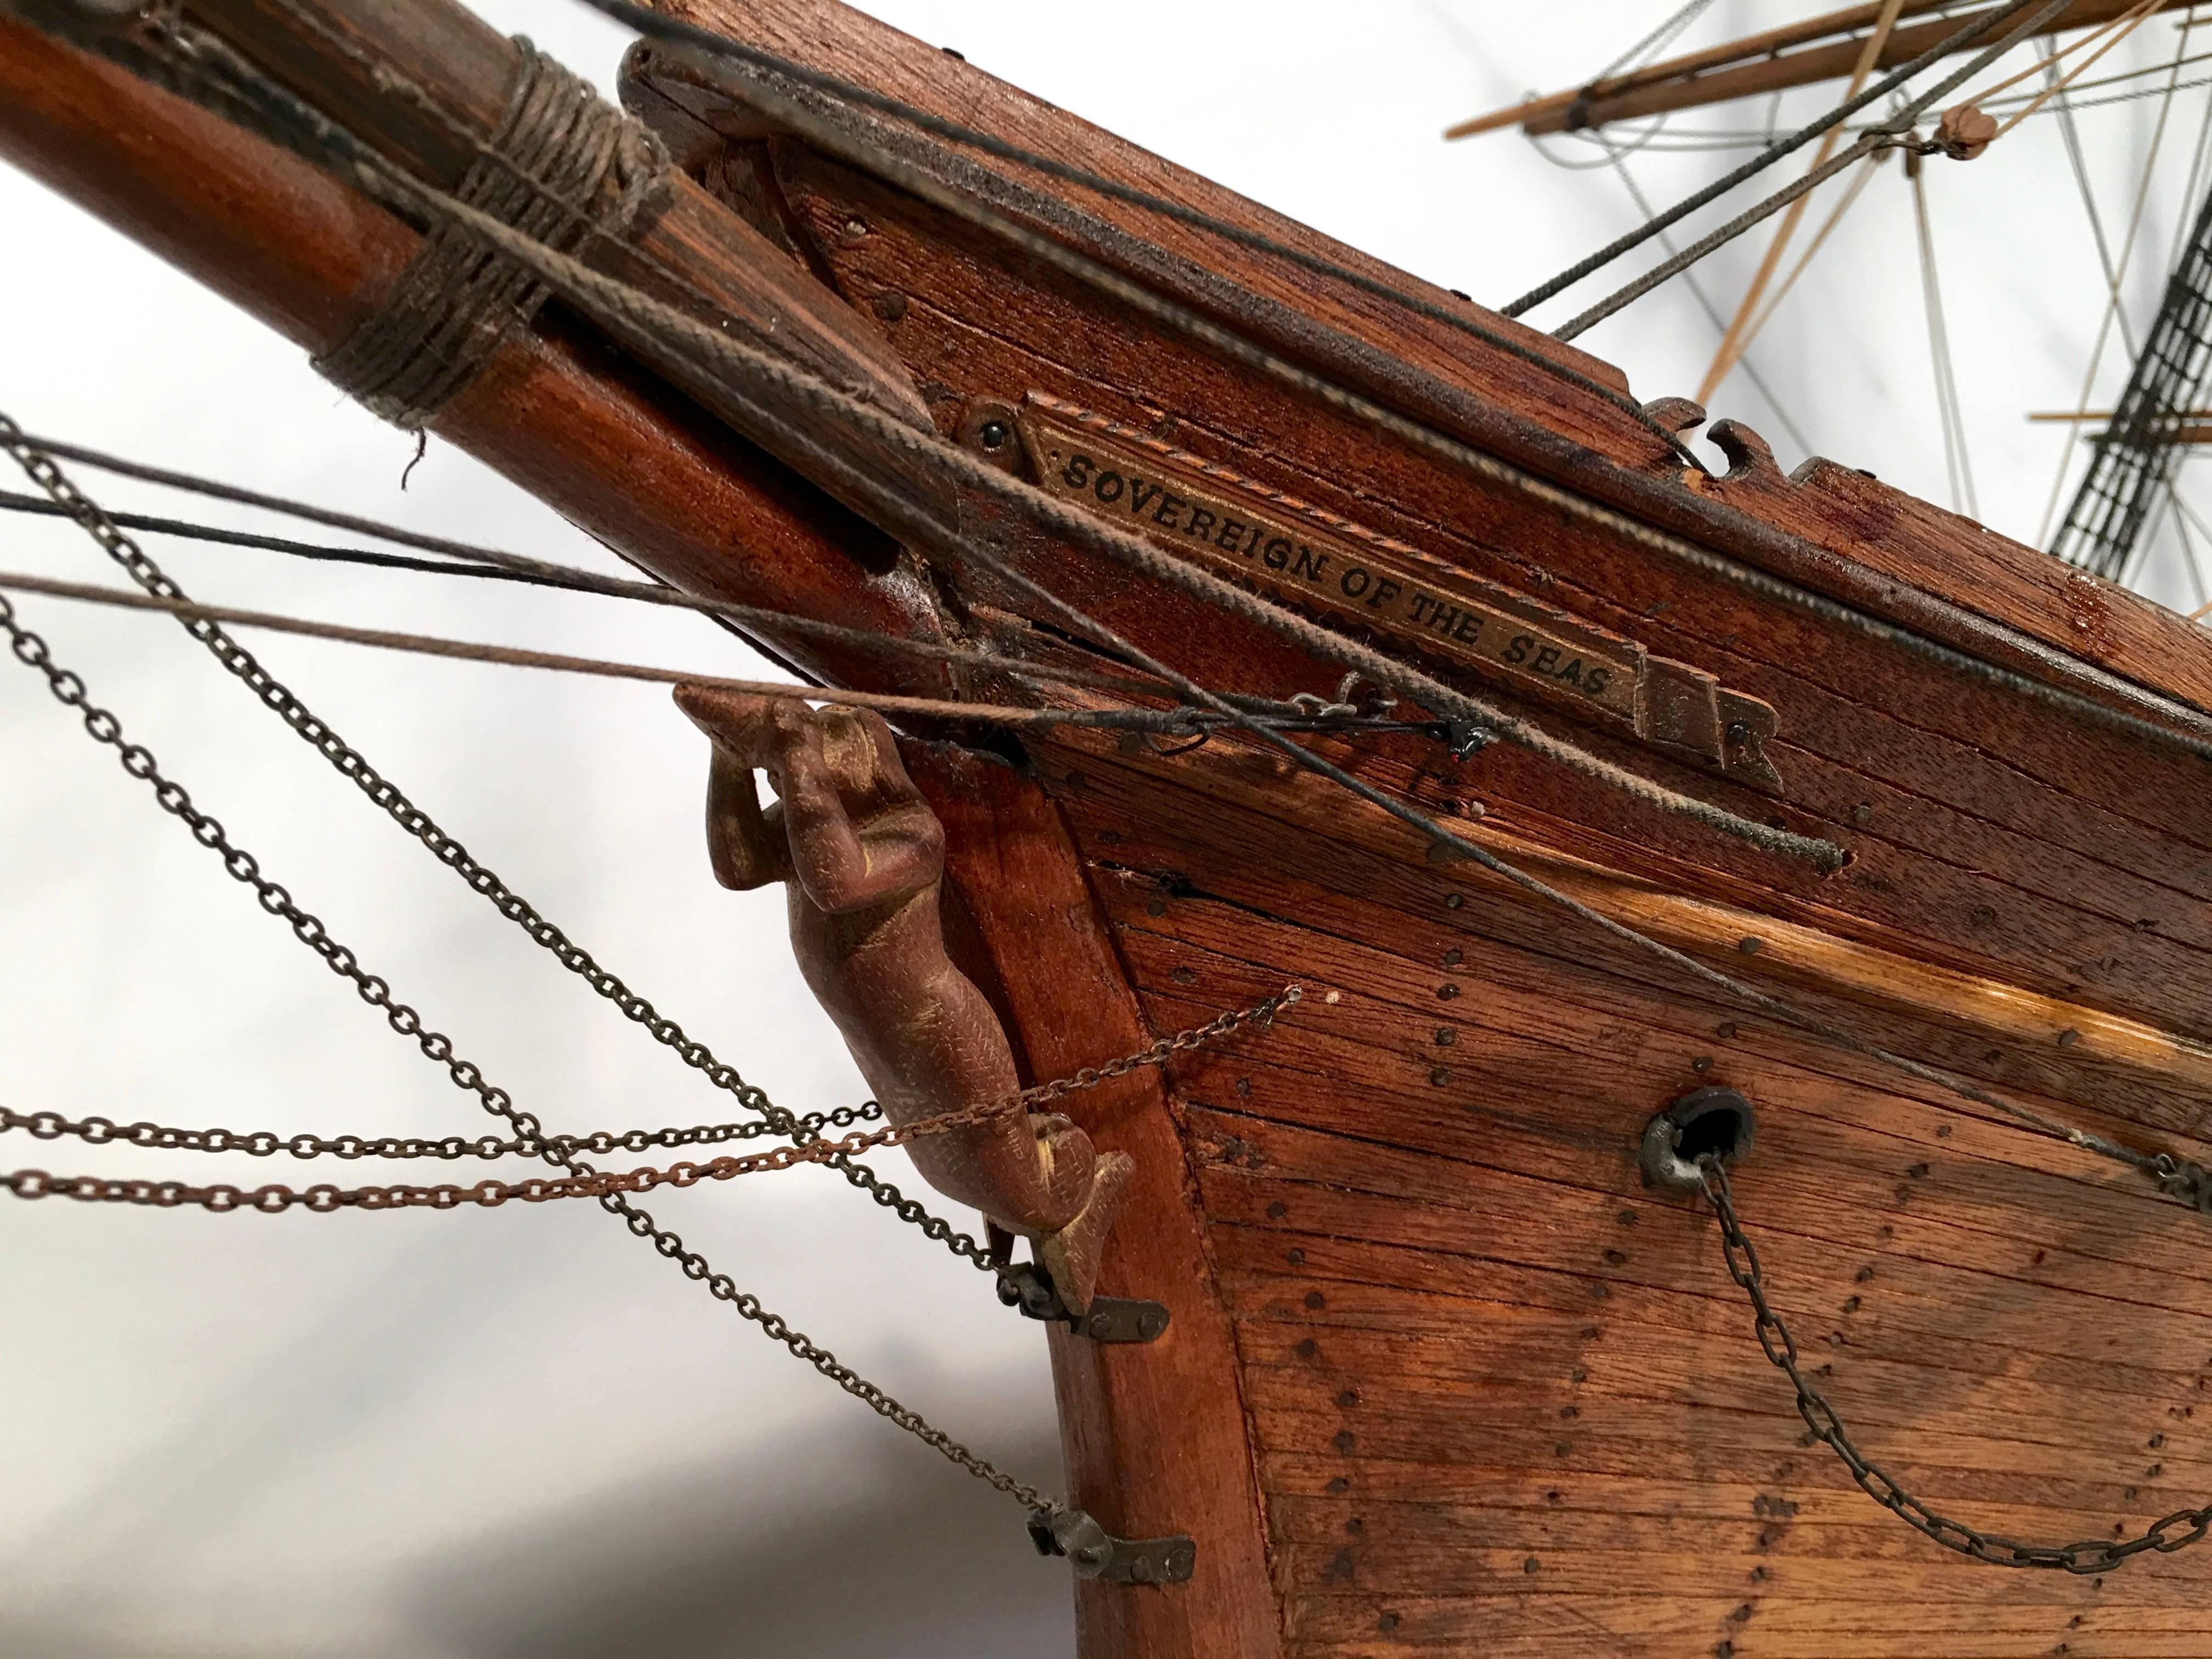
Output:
(2, 4), (2205, 1655)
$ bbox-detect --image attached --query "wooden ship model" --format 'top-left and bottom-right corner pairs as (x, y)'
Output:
(3, 1), (2211, 1655)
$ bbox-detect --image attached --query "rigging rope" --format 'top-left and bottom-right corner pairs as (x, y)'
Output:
(1589, 139), (1816, 456)
(1696, 0), (1907, 406)
(0, 453), (1195, 702)
(312, 35), (670, 428)
(0, 566), (1310, 738)
(1973, 0), (2165, 138)
(2049, 35), (2143, 361)
(131, 0), (2212, 774)
(1500, 0), (2056, 320)
(1910, 155), (1980, 518)
(1549, 0), (2080, 342)
(1589, 0), (1717, 87)
(0, 488), (1200, 703)
(1734, 154), (1885, 373)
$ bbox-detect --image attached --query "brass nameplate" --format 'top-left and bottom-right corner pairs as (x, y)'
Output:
(1016, 396), (1782, 793)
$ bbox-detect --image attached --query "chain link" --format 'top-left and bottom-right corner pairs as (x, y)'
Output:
(0, 1102), (876, 1160)
(3, 1097), (1015, 1214)
(0, 415), (1009, 1272)
(0, 574), (1293, 1508)
(0, 586), (1063, 1511)
(1700, 1158), (2212, 1573)
(1, 990), (1298, 1216)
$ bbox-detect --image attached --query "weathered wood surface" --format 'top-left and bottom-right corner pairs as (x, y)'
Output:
(631, 12), (2212, 1640)
(906, 743), (1278, 1659)
(1771, 456), (2212, 720)
(653, 0), (2212, 746)
(1034, 727), (2212, 1655)
(706, 119), (2212, 1050)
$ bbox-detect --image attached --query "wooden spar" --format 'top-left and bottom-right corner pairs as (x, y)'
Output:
(1445, 0), (2197, 140)
(2029, 409), (2212, 442)
(0, 14), (955, 699)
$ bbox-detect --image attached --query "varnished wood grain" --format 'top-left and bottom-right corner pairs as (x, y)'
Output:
(904, 742), (1282, 1659)
(742, 141), (2212, 1050)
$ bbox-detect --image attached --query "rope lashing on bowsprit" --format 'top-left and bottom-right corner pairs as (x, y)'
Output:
(1700, 1158), (2212, 1573)
(312, 37), (670, 430)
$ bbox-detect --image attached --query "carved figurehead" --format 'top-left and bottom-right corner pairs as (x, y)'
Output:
(675, 687), (1133, 1313)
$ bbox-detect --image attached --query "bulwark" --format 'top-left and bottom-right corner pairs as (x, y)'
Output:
(1017, 394), (1782, 792)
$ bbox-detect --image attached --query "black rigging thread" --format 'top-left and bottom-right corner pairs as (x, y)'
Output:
(2051, 161), (2212, 580)
(0, 582), (1055, 1515)
(1498, 0), (2055, 320)
(1546, 0), (2081, 342)
(0, 479), (1203, 704)
(0, 415), (1011, 1282)
(1700, 1156), (2212, 1573)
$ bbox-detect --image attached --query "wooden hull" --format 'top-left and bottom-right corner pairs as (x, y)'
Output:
(648, 7), (2212, 1651)
(6, 2), (2212, 1652)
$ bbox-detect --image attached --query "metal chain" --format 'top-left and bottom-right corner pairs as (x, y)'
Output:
(1, 989), (1299, 1215)
(1699, 1157), (2212, 1574)
(0, 415), (997, 1275)
(2, 1096), (1029, 1214)
(0, 589), (1048, 1510)
(0, 1102), (876, 1160)
(0, 988), (1298, 1214)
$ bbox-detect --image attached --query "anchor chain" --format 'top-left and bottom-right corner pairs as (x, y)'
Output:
(1700, 1156), (2212, 1573)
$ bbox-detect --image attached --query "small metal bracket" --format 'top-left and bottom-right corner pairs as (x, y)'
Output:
(998, 1262), (1170, 1343)
(1029, 1508), (1197, 1585)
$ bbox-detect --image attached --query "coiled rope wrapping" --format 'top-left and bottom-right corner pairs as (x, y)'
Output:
(312, 37), (670, 428)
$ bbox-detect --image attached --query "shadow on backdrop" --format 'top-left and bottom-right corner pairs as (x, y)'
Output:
(405, 1419), (1076, 1659)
